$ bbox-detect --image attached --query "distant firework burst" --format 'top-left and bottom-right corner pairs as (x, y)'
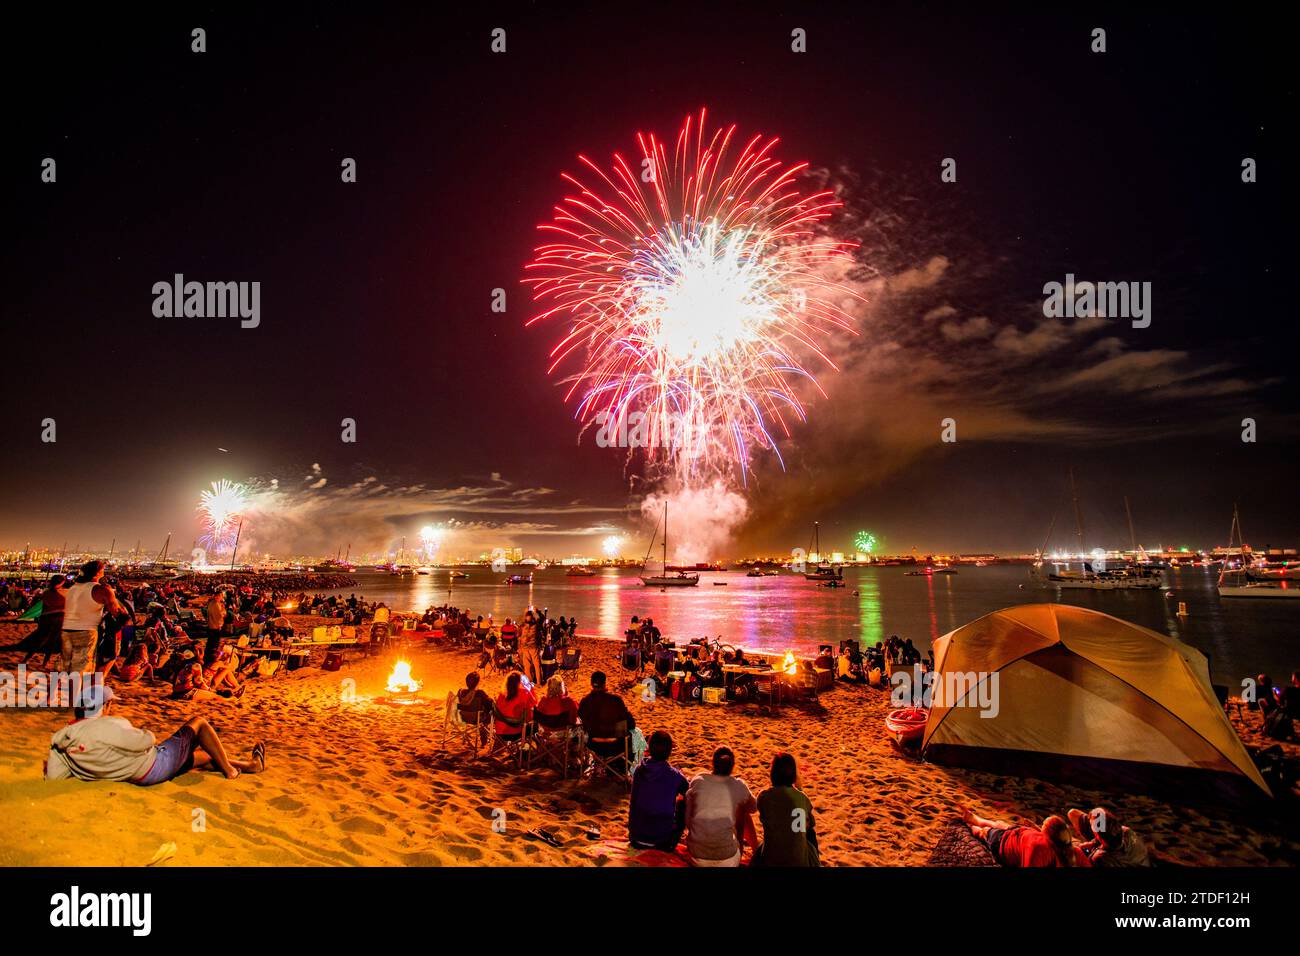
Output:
(198, 480), (249, 552)
(526, 109), (860, 484)
(854, 529), (877, 554)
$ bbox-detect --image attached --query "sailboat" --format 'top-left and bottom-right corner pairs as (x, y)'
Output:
(640, 503), (700, 587)
(1218, 505), (1300, 599)
(1032, 471), (1161, 590)
(803, 522), (842, 582)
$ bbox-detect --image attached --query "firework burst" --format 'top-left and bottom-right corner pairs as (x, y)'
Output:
(525, 109), (860, 484)
(198, 479), (249, 552)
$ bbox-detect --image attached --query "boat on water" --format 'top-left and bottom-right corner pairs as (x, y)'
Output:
(804, 522), (842, 582)
(449, 570), (469, 580)
(1217, 505), (1300, 599)
(312, 558), (356, 573)
(503, 573), (533, 586)
(907, 565), (958, 576)
(640, 503), (700, 587)
(1033, 562), (1162, 590)
(1030, 471), (1162, 590)
(565, 565), (596, 577)
(1218, 572), (1300, 599)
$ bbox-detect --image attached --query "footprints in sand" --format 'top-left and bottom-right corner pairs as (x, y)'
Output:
(340, 815), (388, 836)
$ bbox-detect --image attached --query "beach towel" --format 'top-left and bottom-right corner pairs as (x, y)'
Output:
(16, 601), (43, 622)
(628, 726), (648, 773)
(926, 820), (997, 867)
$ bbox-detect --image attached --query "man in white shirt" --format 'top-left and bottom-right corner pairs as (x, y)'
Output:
(685, 746), (757, 866)
(60, 560), (125, 675)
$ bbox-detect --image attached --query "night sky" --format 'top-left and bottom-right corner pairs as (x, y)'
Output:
(6, 3), (1295, 558)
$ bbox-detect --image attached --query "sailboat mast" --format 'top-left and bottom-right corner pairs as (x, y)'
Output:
(1069, 467), (1085, 553)
(663, 502), (669, 569)
(1124, 496), (1137, 553)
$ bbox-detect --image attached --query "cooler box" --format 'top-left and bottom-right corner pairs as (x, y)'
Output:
(312, 626), (326, 641)
(702, 687), (726, 705)
(327, 625), (342, 640)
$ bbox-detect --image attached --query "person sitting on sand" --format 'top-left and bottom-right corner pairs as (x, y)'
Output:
(104, 643), (154, 684)
(45, 684), (265, 785)
(836, 646), (865, 684)
(578, 671), (636, 772)
(629, 730), (688, 852)
(203, 647), (245, 696)
(1281, 671), (1300, 722)
(961, 807), (1089, 867)
(1255, 674), (1292, 740)
(1067, 807), (1151, 867)
(753, 752), (820, 867)
(685, 746), (757, 867)
(171, 657), (241, 705)
(492, 671), (536, 745)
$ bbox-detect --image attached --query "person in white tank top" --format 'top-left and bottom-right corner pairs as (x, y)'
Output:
(60, 560), (125, 675)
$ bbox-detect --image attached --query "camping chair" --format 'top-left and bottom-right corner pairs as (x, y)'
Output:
(619, 644), (643, 685)
(489, 705), (530, 769)
(581, 721), (633, 787)
(529, 710), (580, 778)
(558, 646), (582, 672)
(442, 692), (492, 753)
(488, 644), (517, 676)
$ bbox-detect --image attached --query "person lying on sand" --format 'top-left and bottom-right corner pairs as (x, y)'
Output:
(1067, 807), (1151, 867)
(961, 807), (1090, 867)
(45, 685), (265, 785)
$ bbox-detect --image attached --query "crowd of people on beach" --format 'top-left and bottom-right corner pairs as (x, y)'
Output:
(9, 564), (1296, 866)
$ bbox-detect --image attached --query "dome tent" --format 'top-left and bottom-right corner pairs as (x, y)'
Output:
(921, 604), (1269, 799)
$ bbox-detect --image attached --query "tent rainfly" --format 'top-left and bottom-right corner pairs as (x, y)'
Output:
(922, 604), (1270, 799)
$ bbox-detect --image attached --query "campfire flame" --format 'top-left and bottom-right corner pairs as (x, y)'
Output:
(782, 651), (798, 675)
(386, 660), (422, 694)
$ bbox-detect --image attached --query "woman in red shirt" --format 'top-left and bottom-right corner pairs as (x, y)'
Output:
(963, 808), (1090, 867)
(535, 676), (579, 726)
(493, 671), (536, 741)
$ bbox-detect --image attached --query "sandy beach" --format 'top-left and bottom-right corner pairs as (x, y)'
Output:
(2, 617), (1296, 868)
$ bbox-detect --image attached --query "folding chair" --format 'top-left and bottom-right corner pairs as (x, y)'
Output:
(581, 721), (633, 787)
(489, 705), (530, 769)
(487, 644), (517, 676)
(529, 710), (580, 778)
(442, 692), (492, 753)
